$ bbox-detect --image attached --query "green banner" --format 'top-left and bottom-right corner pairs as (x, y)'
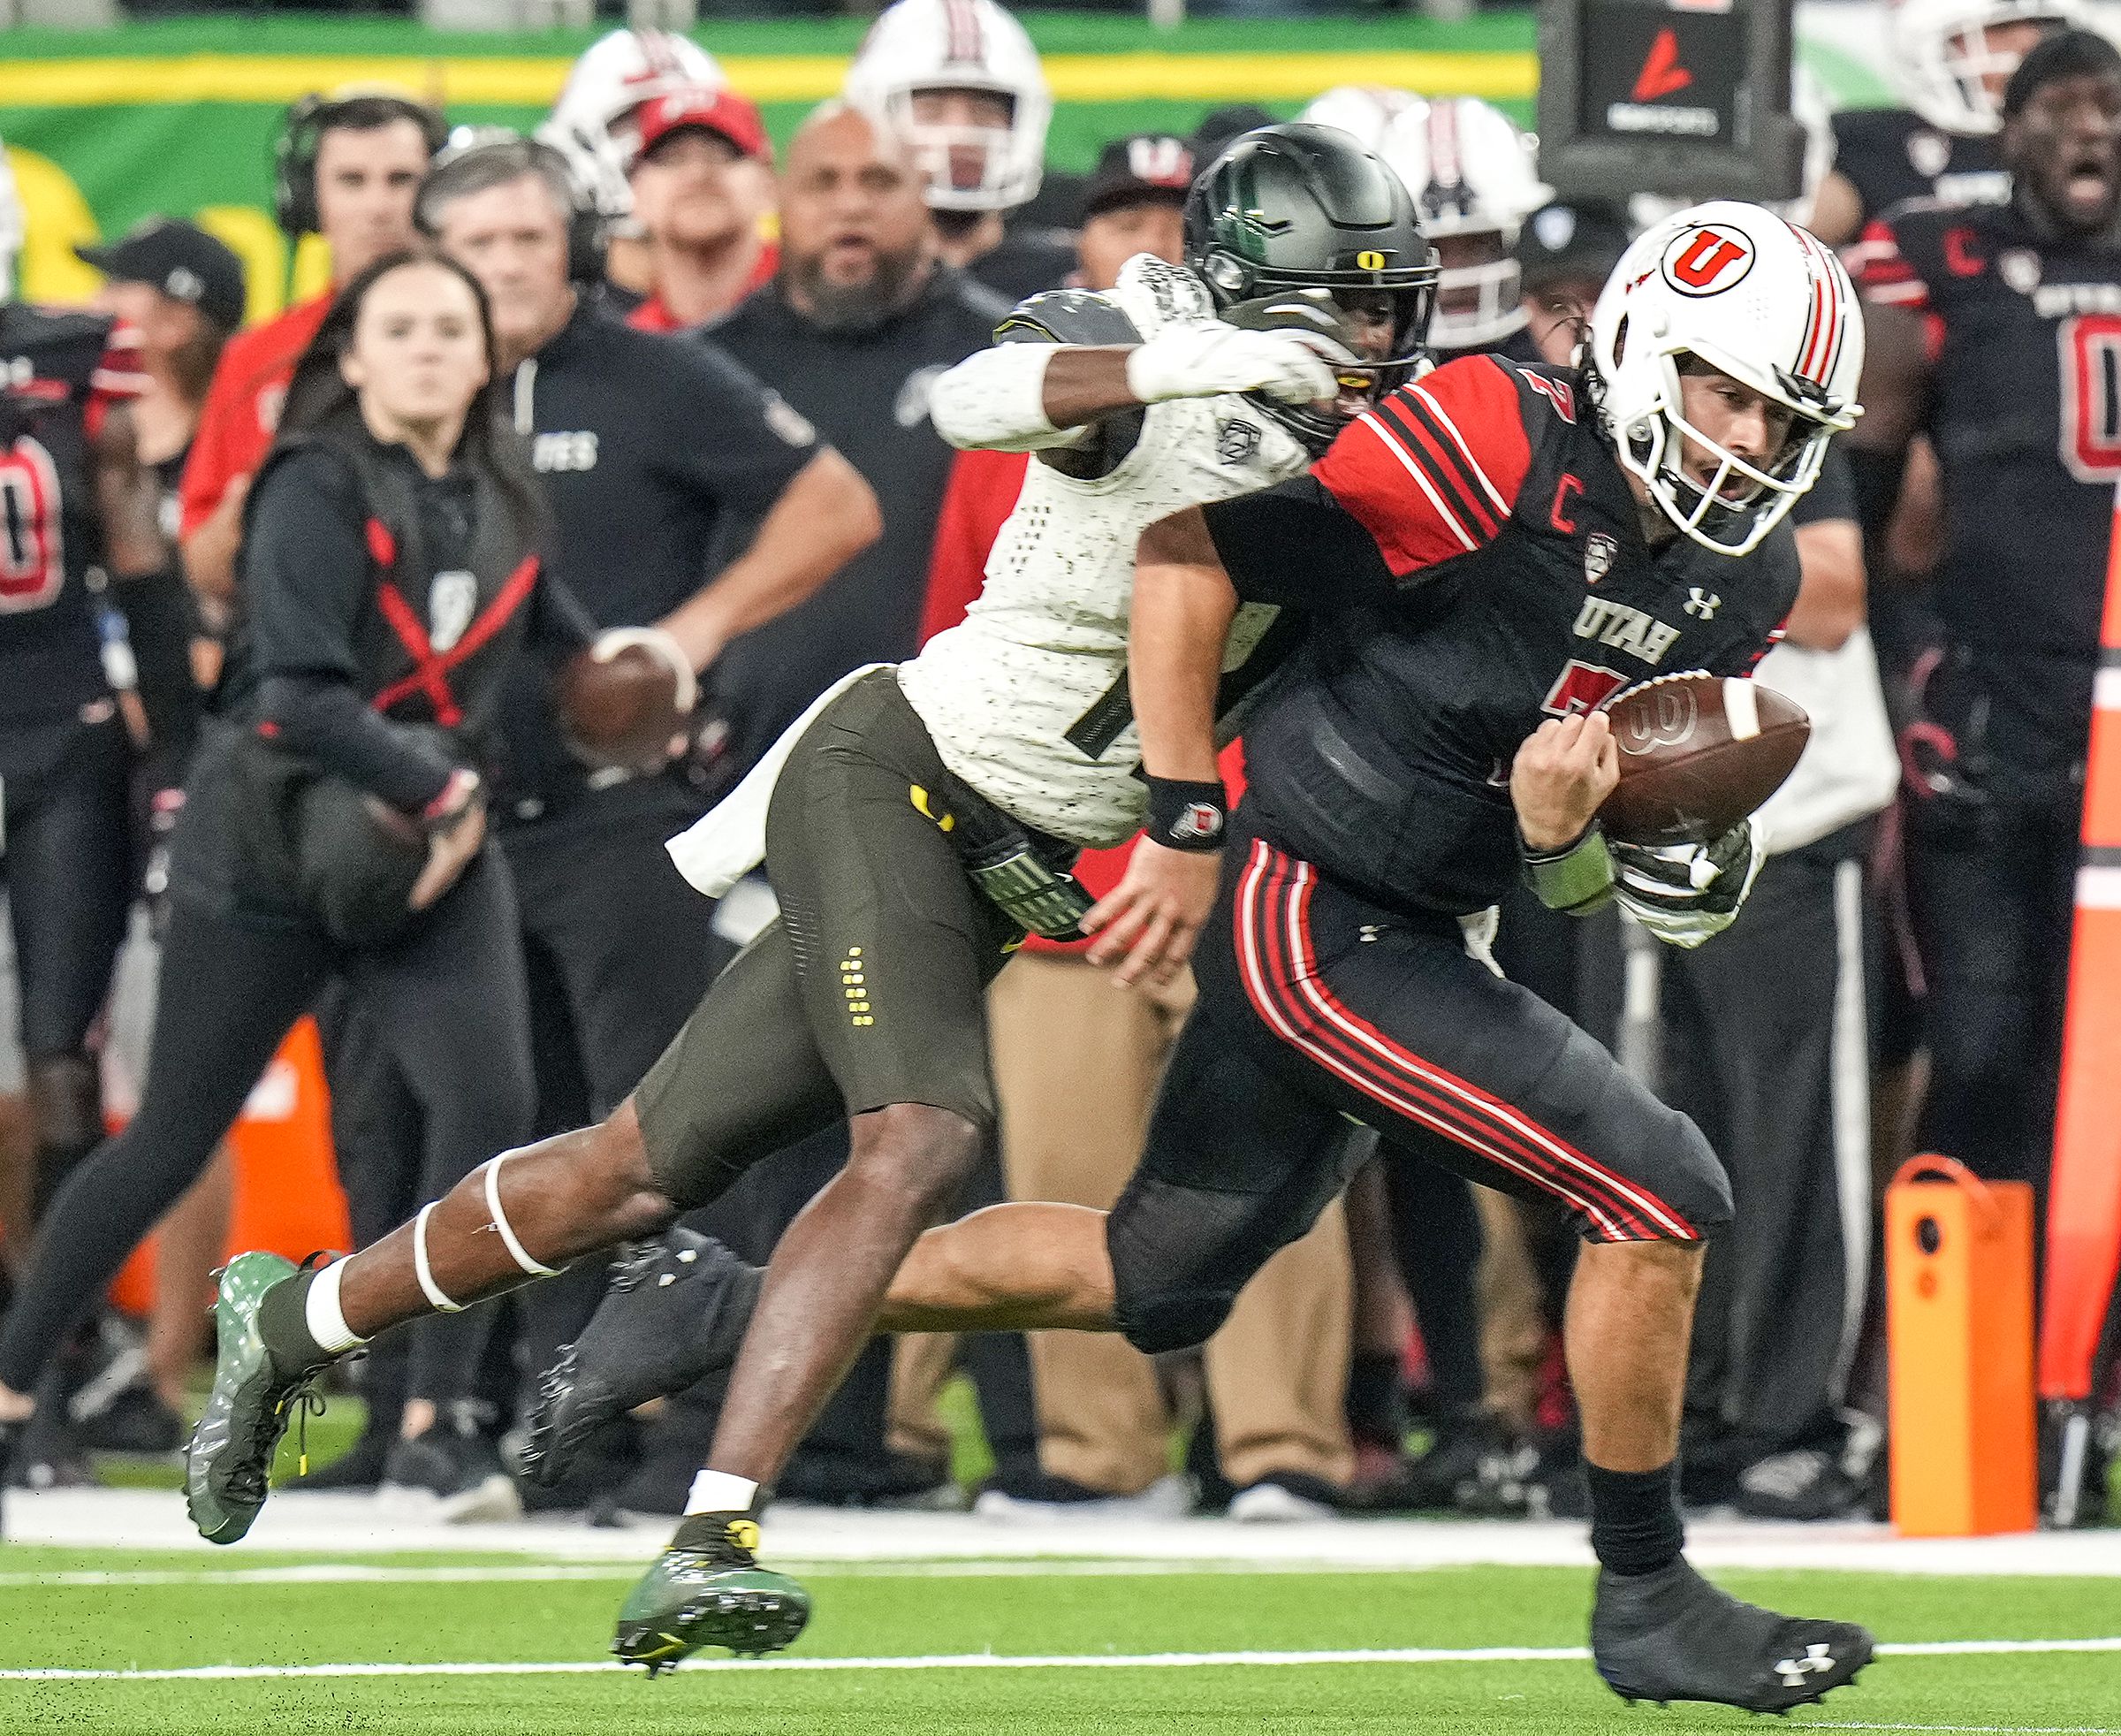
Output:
(0, 11), (1539, 317)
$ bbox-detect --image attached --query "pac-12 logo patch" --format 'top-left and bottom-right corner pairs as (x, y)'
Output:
(1173, 802), (1224, 842)
(1217, 417), (1262, 465)
(1584, 531), (1617, 585)
(1661, 223), (1755, 297)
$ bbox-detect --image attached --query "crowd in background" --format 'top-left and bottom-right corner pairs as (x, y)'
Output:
(0, 0), (2115, 1532)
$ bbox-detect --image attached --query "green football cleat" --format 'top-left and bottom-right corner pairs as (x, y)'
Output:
(184, 1253), (328, 1546)
(612, 1511), (812, 1673)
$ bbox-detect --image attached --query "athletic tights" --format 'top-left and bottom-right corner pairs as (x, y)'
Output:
(0, 849), (533, 1406)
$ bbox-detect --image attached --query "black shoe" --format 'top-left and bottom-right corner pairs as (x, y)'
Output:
(0, 1418), (19, 1538)
(78, 1385), (185, 1456)
(9, 1401), (97, 1492)
(293, 1426), (396, 1492)
(521, 1230), (760, 1489)
(381, 1420), (522, 1524)
(1405, 1412), (1537, 1516)
(1591, 1557), (1873, 1712)
(1734, 1447), (1866, 1522)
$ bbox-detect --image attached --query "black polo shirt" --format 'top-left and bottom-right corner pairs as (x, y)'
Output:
(497, 298), (819, 827)
(705, 264), (1009, 775)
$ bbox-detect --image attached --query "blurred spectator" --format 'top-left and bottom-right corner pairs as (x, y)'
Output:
(626, 87), (780, 333)
(1296, 85), (1418, 151)
(178, 92), (444, 607)
(1514, 199), (1633, 368)
(1648, 453), (1897, 1519)
(1850, 30), (2121, 1208)
(920, 140), (1356, 1521)
(1812, 0), (2083, 245)
(538, 27), (724, 303)
(0, 156), (168, 1487)
(0, 250), (599, 1507)
(417, 133), (878, 1504)
(75, 216), (245, 1447)
(845, 0), (1073, 301)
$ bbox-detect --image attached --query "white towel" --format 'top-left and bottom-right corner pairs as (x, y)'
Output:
(665, 664), (888, 898)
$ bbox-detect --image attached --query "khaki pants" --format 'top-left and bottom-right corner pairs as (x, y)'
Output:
(972, 950), (1353, 1494)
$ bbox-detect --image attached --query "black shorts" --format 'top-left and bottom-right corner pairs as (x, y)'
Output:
(1109, 827), (1732, 1355)
(635, 669), (1022, 1205)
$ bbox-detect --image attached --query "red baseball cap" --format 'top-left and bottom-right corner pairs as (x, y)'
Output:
(635, 86), (772, 166)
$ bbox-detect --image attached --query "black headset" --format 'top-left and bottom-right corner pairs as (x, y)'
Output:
(414, 129), (608, 286)
(274, 91), (450, 239)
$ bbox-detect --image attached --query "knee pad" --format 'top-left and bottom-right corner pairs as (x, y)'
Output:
(1106, 1175), (1263, 1355)
(1661, 1109), (1733, 1241)
(1114, 1279), (1238, 1358)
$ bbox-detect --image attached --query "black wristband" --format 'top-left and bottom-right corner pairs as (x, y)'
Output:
(1144, 776), (1228, 851)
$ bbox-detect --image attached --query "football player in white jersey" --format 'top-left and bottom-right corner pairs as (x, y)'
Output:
(183, 124), (1436, 1668)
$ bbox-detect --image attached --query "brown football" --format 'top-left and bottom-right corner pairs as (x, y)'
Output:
(554, 643), (685, 772)
(1595, 672), (1810, 847)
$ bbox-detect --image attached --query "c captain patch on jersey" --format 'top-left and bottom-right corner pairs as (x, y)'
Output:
(1597, 672), (1810, 845)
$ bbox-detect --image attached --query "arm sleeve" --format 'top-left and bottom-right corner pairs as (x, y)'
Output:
(1310, 355), (1534, 578)
(672, 337), (820, 518)
(1847, 215), (1933, 314)
(243, 452), (456, 811)
(528, 563), (598, 666)
(928, 343), (1082, 452)
(1201, 478), (1400, 610)
(83, 323), (148, 437)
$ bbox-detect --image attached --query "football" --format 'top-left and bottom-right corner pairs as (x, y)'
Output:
(1595, 671), (1810, 847)
(554, 642), (688, 773)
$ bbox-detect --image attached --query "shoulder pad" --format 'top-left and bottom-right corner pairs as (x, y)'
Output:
(997, 288), (1142, 348)
(1830, 107), (1917, 151)
(0, 306), (118, 389)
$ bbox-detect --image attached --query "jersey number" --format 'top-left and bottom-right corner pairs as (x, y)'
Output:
(0, 438), (64, 613)
(2061, 315), (2121, 484)
(1542, 659), (1628, 718)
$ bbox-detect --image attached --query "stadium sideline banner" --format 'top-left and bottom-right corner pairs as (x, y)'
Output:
(0, 8), (1896, 317)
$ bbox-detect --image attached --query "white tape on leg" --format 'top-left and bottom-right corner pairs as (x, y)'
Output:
(483, 1155), (559, 1279)
(412, 1203), (465, 1314)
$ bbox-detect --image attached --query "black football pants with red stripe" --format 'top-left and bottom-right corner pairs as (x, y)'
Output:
(1108, 827), (1734, 1358)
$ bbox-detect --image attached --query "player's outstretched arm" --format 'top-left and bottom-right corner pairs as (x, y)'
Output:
(1083, 506), (1234, 988)
(929, 327), (1342, 455)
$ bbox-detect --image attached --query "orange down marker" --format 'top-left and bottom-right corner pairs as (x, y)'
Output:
(2039, 487), (2121, 1508)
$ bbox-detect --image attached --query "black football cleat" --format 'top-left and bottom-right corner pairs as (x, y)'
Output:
(520, 1230), (761, 1489)
(1591, 1558), (1873, 1713)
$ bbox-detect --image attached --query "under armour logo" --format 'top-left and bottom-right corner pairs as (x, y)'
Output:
(1684, 588), (1721, 621)
(1775, 1642), (1836, 1688)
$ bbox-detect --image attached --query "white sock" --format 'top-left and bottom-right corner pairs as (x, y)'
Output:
(686, 1470), (760, 1516)
(305, 1260), (368, 1355)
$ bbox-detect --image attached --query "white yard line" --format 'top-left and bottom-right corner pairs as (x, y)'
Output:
(5, 1636), (2121, 1683)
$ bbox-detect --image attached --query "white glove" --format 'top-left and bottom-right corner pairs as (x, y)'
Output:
(1611, 819), (1763, 950)
(1124, 322), (1349, 407)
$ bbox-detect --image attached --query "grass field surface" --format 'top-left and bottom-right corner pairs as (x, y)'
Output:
(6, 1547), (2121, 1734)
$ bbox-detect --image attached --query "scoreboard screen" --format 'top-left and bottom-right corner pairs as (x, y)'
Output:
(1537, 0), (1804, 204)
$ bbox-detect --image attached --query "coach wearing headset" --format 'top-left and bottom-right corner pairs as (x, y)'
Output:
(415, 134), (878, 1488)
(180, 90), (446, 613)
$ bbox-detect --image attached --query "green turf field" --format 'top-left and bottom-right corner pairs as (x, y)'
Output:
(4, 1546), (2119, 1735)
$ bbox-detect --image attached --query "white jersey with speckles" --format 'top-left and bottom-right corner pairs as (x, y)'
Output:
(897, 255), (1311, 849)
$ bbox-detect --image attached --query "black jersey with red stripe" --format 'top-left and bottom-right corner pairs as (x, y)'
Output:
(1202, 354), (1799, 919)
(1828, 109), (2008, 231)
(0, 307), (142, 744)
(1852, 196), (2121, 766)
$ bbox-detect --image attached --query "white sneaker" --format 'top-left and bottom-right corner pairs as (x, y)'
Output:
(1228, 1479), (1339, 1524)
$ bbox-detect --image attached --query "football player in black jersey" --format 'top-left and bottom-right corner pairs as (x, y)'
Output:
(1851, 31), (2121, 1241)
(0, 194), (170, 1260)
(1813, 0), (2085, 246)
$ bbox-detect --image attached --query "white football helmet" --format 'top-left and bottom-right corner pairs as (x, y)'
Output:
(1377, 97), (1549, 350)
(843, 0), (1052, 212)
(1887, 0), (2090, 134)
(1588, 202), (1863, 556)
(538, 29), (724, 227)
(1296, 85), (1421, 153)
